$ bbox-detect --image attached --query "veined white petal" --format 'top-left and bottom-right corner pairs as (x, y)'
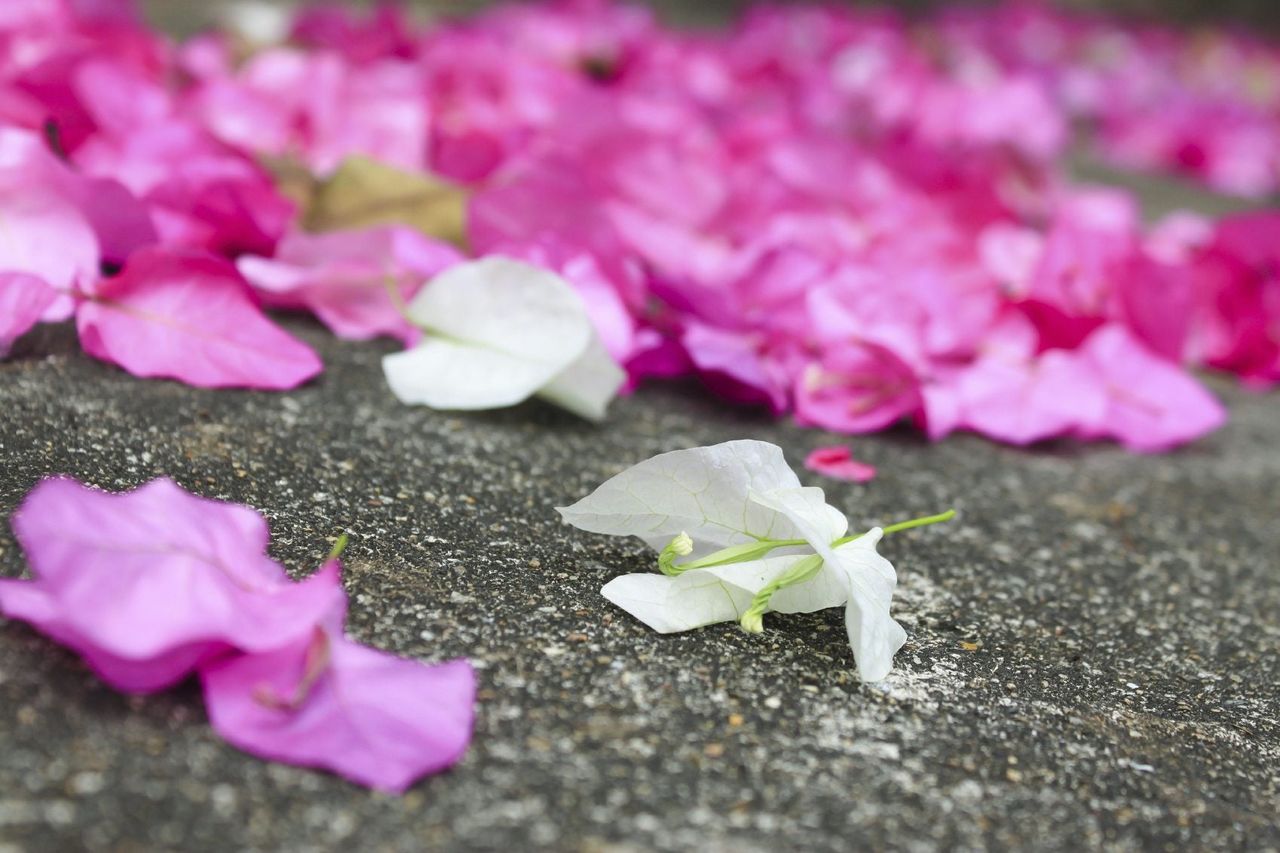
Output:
(601, 571), (754, 634)
(557, 440), (805, 555)
(830, 529), (907, 682)
(701, 554), (849, 615)
(745, 486), (849, 550)
(765, 563), (850, 614)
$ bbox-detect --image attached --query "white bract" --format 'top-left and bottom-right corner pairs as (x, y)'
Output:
(220, 1), (294, 44)
(557, 440), (912, 682)
(382, 257), (625, 421)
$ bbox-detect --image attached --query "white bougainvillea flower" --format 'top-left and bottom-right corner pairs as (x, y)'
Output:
(383, 257), (625, 421)
(557, 440), (953, 682)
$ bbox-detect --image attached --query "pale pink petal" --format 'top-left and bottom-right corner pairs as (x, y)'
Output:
(794, 342), (922, 434)
(955, 350), (1107, 446)
(0, 183), (99, 292)
(918, 380), (963, 442)
(0, 273), (57, 356)
(237, 227), (461, 345)
(0, 127), (152, 269)
(682, 323), (790, 412)
(77, 248), (322, 389)
(978, 224), (1043, 297)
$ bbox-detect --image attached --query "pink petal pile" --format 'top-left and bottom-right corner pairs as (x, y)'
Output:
(0, 0), (1277, 451)
(935, 5), (1280, 197)
(0, 477), (476, 793)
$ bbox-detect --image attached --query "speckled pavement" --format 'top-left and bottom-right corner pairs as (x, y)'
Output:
(3, 1), (1279, 847)
(1, 316), (1277, 851)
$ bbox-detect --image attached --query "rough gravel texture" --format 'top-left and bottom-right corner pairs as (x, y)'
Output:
(2, 4), (1278, 847)
(1, 318), (1277, 852)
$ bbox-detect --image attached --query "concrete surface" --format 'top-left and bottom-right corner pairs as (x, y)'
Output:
(1, 3), (1277, 850)
(0, 318), (1277, 851)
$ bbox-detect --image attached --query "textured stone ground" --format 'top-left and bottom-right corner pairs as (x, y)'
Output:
(1, 4), (1278, 851)
(1, 318), (1277, 851)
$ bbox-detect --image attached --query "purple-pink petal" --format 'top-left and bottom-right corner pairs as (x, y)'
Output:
(0, 273), (58, 356)
(1, 477), (344, 692)
(76, 248), (323, 389)
(237, 226), (462, 345)
(201, 629), (476, 793)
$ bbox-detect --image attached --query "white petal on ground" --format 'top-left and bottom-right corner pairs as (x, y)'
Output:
(702, 552), (848, 615)
(408, 257), (589, 365)
(602, 549), (855, 634)
(556, 440), (806, 556)
(383, 257), (622, 415)
(745, 486), (849, 548)
(537, 334), (626, 422)
(747, 488), (904, 681)
(831, 529), (907, 682)
(384, 338), (570, 410)
(600, 571), (756, 634)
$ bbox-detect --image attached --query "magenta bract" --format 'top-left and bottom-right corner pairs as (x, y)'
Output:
(0, 477), (477, 791)
(77, 247), (323, 389)
(1, 478), (343, 692)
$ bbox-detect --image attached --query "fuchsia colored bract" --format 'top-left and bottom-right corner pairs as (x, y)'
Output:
(804, 446), (878, 483)
(77, 247), (323, 389)
(238, 227), (463, 346)
(0, 477), (476, 791)
(0, 477), (342, 692)
(0, 0), (1277, 450)
(0, 274), (57, 355)
(202, 608), (477, 794)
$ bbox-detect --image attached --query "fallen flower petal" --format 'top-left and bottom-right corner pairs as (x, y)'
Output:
(0, 273), (58, 357)
(601, 538), (869, 636)
(537, 334), (629, 422)
(237, 226), (463, 345)
(76, 247), (323, 389)
(557, 439), (810, 557)
(383, 257), (624, 419)
(804, 446), (878, 483)
(0, 181), (100, 295)
(1079, 325), (1228, 452)
(0, 476), (477, 791)
(0, 477), (343, 692)
(0, 126), (154, 274)
(748, 487), (906, 682)
(953, 349), (1107, 446)
(562, 441), (948, 680)
(201, 620), (476, 794)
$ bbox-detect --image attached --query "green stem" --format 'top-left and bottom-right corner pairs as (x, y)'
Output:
(740, 554), (824, 633)
(661, 509), (956, 576)
(663, 538), (797, 575)
(833, 509), (956, 546)
(327, 533), (350, 561)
